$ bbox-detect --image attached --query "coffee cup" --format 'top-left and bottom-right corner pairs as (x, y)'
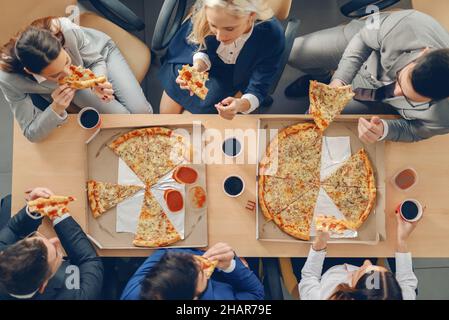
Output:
(223, 175), (245, 198)
(395, 199), (423, 222)
(78, 107), (101, 129)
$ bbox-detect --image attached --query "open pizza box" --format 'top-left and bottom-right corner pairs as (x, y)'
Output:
(83, 122), (208, 250)
(256, 117), (386, 245)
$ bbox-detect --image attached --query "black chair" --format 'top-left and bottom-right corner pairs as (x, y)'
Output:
(340, 0), (401, 18)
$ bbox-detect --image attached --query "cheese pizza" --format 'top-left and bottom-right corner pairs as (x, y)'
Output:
(315, 215), (355, 234)
(28, 195), (75, 220)
(59, 65), (107, 89)
(178, 65), (209, 100)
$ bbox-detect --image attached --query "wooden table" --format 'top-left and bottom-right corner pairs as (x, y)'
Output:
(11, 115), (449, 257)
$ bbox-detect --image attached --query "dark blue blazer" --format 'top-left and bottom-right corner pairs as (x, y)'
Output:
(120, 248), (265, 300)
(163, 18), (285, 103)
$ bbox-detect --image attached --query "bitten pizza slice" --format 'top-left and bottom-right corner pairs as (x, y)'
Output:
(258, 175), (309, 221)
(59, 65), (107, 89)
(309, 81), (355, 131)
(315, 215), (355, 234)
(28, 195), (75, 220)
(194, 255), (218, 279)
(87, 181), (143, 218)
(178, 64), (209, 100)
(321, 149), (376, 190)
(133, 191), (181, 248)
(272, 186), (320, 241)
(321, 185), (376, 230)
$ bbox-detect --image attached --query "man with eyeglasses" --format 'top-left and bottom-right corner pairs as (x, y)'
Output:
(0, 188), (103, 300)
(286, 9), (449, 143)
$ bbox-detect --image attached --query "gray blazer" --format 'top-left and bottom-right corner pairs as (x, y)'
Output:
(333, 10), (449, 142)
(0, 18), (112, 142)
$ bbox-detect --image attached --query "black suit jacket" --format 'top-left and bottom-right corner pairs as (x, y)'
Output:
(0, 207), (103, 300)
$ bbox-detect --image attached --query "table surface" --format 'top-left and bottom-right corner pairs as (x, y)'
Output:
(11, 114), (449, 257)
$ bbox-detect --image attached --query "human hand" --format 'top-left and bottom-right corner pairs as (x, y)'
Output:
(312, 231), (330, 251)
(203, 242), (235, 270)
(396, 212), (421, 252)
(329, 79), (346, 88)
(51, 84), (76, 115)
(215, 97), (250, 120)
(92, 81), (114, 103)
(358, 116), (384, 144)
(24, 187), (54, 202)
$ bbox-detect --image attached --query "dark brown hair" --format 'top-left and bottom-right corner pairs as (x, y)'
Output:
(0, 238), (51, 296)
(140, 251), (200, 300)
(329, 271), (403, 300)
(0, 17), (65, 74)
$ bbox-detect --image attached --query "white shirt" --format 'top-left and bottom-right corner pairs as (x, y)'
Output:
(299, 247), (418, 300)
(192, 25), (259, 114)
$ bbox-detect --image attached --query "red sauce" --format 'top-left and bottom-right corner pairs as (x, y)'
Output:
(37, 204), (45, 209)
(195, 81), (203, 88)
(164, 190), (184, 212)
(173, 166), (198, 184)
(395, 169), (417, 190)
(183, 71), (192, 81)
(190, 186), (206, 209)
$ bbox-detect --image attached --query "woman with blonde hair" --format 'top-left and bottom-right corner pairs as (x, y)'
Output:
(159, 0), (285, 119)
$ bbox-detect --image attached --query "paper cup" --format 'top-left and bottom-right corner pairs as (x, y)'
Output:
(222, 137), (243, 158)
(223, 175), (245, 198)
(78, 107), (101, 129)
(395, 199), (423, 222)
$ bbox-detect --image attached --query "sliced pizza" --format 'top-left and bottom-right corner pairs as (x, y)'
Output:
(59, 65), (107, 89)
(178, 64), (209, 100)
(321, 185), (376, 229)
(315, 215), (355, 234)
(28, 195), (75, 220)
(87, 180), (143, 218)
(133, 191), (181, 248)
(193, 255), (218, 279)
(258, 175), (309, 221)
(273, 186), (320, 241)
(108, 127), (187, 186)
(321, 149), (376, 190)
(309, 80), (355, 131)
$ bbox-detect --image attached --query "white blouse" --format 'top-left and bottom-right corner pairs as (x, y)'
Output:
(299, 247), (418, 300)
(192, 25), (259, 114)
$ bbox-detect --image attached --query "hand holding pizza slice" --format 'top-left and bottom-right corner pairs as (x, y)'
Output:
(177, 64), (209, 100)
(28, 195), (76, 221)
(193, 255), (218, 279)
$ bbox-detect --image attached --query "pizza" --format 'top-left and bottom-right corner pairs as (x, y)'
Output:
(108, 127), (187, 186)
(178, 64), (209, 100)
(315, 215), (355, 234)
(28, 195), (75, 220)
(59, 65), (107, 89)
(133, 190), (182, 248)
(193, 255), (218, 279)
(87, 180), (143, 218)
(309, 81), (355, 131)
(273, 187), (320, 241)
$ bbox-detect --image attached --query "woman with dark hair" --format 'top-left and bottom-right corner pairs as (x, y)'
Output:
(0, 17), (152, 142)
(299, 214), (419, 300)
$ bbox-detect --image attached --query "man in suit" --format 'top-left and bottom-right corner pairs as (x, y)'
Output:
(0, 187), (103, 300)
(120, 243), (264, 300)
(286, 9), (449, 143)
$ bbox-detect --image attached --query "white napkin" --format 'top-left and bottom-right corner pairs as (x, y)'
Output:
(311, 136), (358, 238)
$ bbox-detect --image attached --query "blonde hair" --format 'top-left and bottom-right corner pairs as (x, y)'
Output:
(187, 0), (274, 50)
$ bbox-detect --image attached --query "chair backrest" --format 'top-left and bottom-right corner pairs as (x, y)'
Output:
(0, 0), (77, 45)
(412, 0), (449, 31)
(265, 0), (292, 21)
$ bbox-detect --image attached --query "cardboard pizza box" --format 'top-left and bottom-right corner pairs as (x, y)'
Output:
(83, 123), (209, 250)
(256, 117), (386, 245)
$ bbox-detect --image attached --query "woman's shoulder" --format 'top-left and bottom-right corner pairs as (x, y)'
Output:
(0, 69), (26, 88)
(254, 18), (284, 38)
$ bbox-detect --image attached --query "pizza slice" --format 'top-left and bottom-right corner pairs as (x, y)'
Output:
(273, 186), (320, 241)
(322, 185), (376, 229)
(315, 215), (355, 234)
(87, 180), (143, 218)
(193, 255), (218, 279)
(178, 64), (209, 100)
(321, 149), (376, 190)
(258, 175), (310, 221)
(133, 191), (181, 248)
(309, 80), (355, 131)
(28, 195), (75, 220)
(59, 65), (107, 89)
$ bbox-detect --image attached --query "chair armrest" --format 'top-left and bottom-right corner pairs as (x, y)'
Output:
(152, 0), (188, 55)
(269, 18), (301, 95)
(340, 0), (400, 18)
(88, 0), (145, 31)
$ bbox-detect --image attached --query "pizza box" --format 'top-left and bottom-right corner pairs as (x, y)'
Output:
(83, 123), (209, 250)
(256, 117), (386, 245)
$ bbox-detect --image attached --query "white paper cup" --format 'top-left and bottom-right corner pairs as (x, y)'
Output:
(222, 137), (243, 158)
(223, 175), (245, 198)
(78, 107), (101, 129)
(395, 199), (423, 222)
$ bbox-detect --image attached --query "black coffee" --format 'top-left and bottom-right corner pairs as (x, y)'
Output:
(224, 176), (244, 196)
(402, 201), (419, 220)
(222, 138), (241, 157)
(80, 110), (99, 128)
